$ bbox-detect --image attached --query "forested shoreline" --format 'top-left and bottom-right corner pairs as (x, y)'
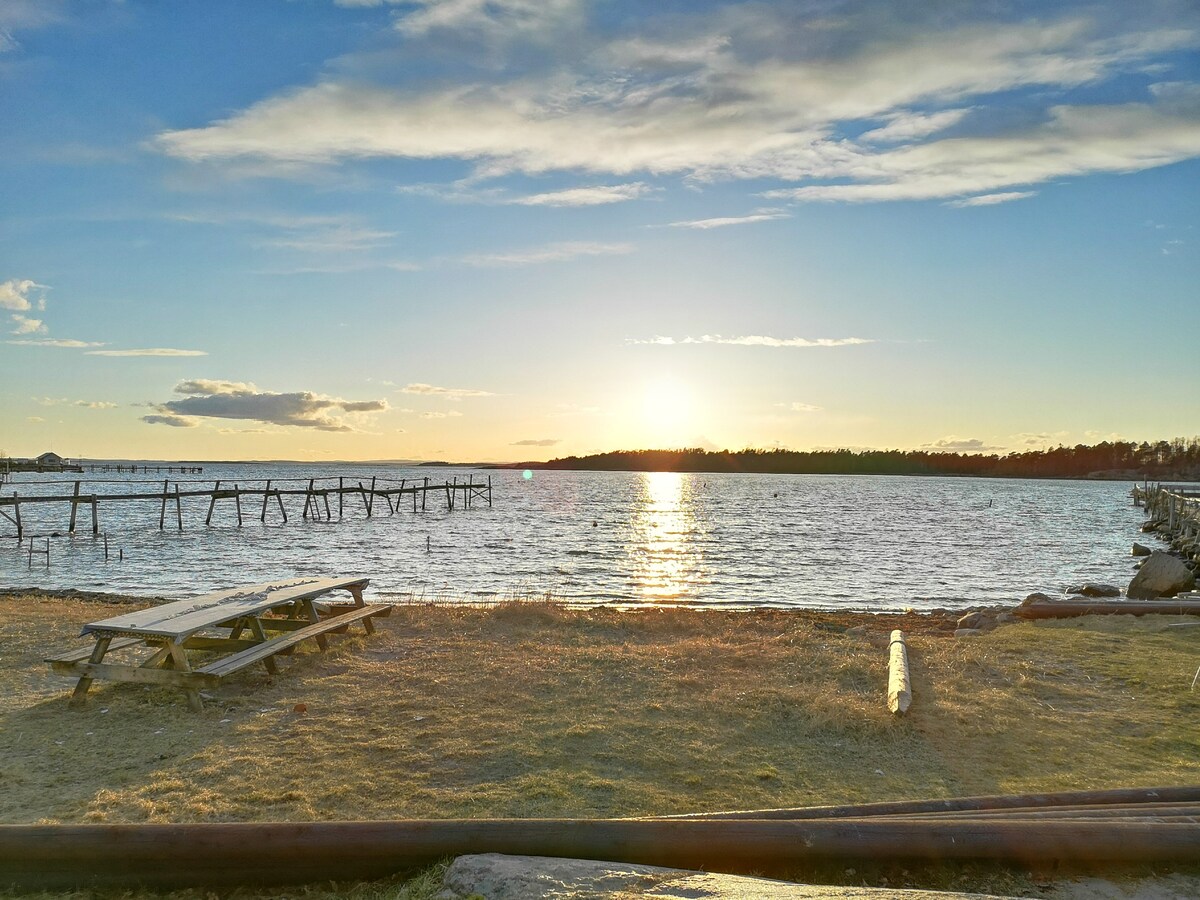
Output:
(517, 438), (1200, 479)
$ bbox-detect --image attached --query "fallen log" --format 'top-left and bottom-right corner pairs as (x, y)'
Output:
(1014, 599), (1200, 619)
(3, 818), (1200, 889)
(888, 629), (911, 714)
(654, 785), (1200, 820)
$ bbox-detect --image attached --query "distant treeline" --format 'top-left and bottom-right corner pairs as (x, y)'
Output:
(525, 438), (1200, 479)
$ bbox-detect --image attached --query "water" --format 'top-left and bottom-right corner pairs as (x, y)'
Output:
(0, 464), (1147, 610)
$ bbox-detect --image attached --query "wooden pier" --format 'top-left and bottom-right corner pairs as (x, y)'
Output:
(0, 474), (492, 541)
(84, 464), (204, 474)
(1131, 482), (1200, 561)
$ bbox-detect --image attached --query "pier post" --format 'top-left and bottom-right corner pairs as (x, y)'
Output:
(488, 475), (493, 507)
(90, 495), (98, 535)
(339, 477), (344, 518)
(15, 493), (22, 541)
(68, 481), (81, 533)
(422, 477), (427, 511)
(159, 479), (169, 530)
(234, 484), (243, 526)
(368, 476), (376, 517)
(206, 481), (221, 526)
(175, 484), (183, 531)
(261, 480), (271, 523)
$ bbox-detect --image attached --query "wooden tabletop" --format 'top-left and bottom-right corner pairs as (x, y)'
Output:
(81, 576), (370, 641)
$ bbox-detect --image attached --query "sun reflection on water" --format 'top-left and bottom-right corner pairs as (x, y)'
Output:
(627, 471), (700, 602)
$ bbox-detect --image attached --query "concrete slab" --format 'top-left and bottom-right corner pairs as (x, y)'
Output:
(436, 853), (1017, 899)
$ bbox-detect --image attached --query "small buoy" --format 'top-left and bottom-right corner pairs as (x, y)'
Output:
(592, 520), (597, 527)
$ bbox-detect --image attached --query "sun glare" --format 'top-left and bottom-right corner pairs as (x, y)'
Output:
(641, 379), (693, 433)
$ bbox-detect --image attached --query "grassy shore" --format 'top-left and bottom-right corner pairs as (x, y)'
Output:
(2, 593), (1199, 897)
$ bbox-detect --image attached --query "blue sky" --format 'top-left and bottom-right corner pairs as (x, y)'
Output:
(2, 0), (1198, 461)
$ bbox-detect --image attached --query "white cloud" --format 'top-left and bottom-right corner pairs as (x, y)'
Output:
(86, 348), (208, 357)
(946, 191), (1038, 208)
(0, 279), (44, 311)
(153, 8), (1200, 207)
(513, 183), (651, 206)
(175, 379), (258, 395)
(860, 108), (972, 143)
(142, 414), (198, 428)
(9, 314), (45, 334)
(420, 410), (464, 419)
(262, 225), (396, 253)
(401, 383), (494, 399)
(458, 241), (633, 266)
(511, 438), (560, 446)
(666, 209), (789, 229)
(628, 334), (873, 348)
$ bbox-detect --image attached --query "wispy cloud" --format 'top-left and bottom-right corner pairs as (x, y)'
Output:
(511, 438), (559, 446)
(513, 183), (651, 207)
(87, 348), (208, 357)
(9, 314), (45, 334)
(402, 383), (494, 399)
(666, 209), (789, 229)
(775, 402), (823, 412)
(946, 191), (1038, 208)
(458, 241), (633, 267)
(922, 436), (1003, 452)
(420, 410), (464, 419)
(628, 334), (874, 348)
(7, 338), (105, 348)
(860, 108), (972, 143)
(143, 380), (388, 431)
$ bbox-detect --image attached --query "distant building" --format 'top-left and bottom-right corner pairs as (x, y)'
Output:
(36, 451), (66, 466)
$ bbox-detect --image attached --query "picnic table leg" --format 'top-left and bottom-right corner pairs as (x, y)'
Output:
(346, 583), (375, 633)
(300, 600), (329, 651)
(165, 643), (204, 712)
(246, 617), (278, 675)
(69, 636), (112, 708)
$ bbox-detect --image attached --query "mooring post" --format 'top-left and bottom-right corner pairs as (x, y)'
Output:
(174, 484), (183, 531)
(234, 484), (243, 526)
(261, 480), (271, 522)
(159, 479), (169, 530)
(276, 488), (287, 523)
(369, 476), (376, 516)
(90, 495), (98, 535)
(422, 476), (427, 511)
(14, 492), (22, 541)
(488, 475), (493, 507)
(339, 477), (344, 518)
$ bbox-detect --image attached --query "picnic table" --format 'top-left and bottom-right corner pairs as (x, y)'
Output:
(47, 576), (392, 710)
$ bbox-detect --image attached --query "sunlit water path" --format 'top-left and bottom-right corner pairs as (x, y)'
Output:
(0, 465), (1146, 610)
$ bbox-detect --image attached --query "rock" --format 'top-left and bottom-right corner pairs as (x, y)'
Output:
(1020, 592), (1055, 606)
(957, 611), (988, 629)
(955, 628), (983, 638)
(1127, 551), (1197, 600)
(435, 853), (1015, 899)
(1065, 583), (1121, 598)
(1132, 542), (1152, 557)
(996, 612), (1017, 623)
(845, 625), (869, 637)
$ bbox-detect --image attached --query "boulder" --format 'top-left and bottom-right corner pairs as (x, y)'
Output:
(957, 611), (988, 629)
(1132, 542), (1152, 557)
(1127, 551), (1197, 600)
(1021, 592), (1055, 606)
(995, 612), (1017, 624)
(845, 625), (869, 637)
(1065, 583), (1121, 598)
(955, 628), (983, 638)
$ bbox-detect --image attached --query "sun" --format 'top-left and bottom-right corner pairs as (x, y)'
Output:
(640, 378), (694, 434)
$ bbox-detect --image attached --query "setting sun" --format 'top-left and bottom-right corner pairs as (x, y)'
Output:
(641, 379), (695, 436)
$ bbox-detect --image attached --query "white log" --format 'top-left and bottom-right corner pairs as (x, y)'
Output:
(888, 629), (911, 714)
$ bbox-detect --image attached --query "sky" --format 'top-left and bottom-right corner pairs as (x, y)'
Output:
(1, 0), (1198, 463)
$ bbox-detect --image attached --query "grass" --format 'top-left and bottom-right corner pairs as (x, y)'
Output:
(1, 593), (1199, 897)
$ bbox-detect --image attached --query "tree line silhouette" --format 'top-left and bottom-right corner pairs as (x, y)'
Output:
(524, 438), (1200, 479)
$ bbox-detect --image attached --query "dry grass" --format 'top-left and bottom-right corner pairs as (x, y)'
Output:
(2, 593), (1199, 897)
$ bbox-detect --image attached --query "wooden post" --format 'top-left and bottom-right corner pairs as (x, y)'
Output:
(234, 484), (243, 526)
(303, 479), (315, 520)
(359, 481), (370, 516)
(888, 630), (911, 714)
(488, 475), (493, 507)
(368, 476), (376, 517)
(276, 489), (287, 523)
(68, 481), (80, 533)
(206, 481), (221, 526)
(261, 480), (271, 522)
(90, 496), (98, 536)
(422, 477), (427, 511)
(175, 485), (183, 531)
(158, 479), (169, 530)
(322, 488), (331, 520)
(339, 477), (344, 518)
(14, 492), (22, 541)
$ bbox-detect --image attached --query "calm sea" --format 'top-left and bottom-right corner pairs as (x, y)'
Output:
(0, 464), (1147, 610)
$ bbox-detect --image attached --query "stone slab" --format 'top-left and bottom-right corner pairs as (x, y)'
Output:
(436, 853), (1016, 899)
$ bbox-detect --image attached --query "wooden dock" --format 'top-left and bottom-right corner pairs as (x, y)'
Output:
(1132, 482), (1200, 559)
(84, 464), (204, 474)
(0, 474), (492, 541)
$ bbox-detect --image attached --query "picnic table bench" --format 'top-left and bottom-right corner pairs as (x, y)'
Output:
(47, 576), (392, 710)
